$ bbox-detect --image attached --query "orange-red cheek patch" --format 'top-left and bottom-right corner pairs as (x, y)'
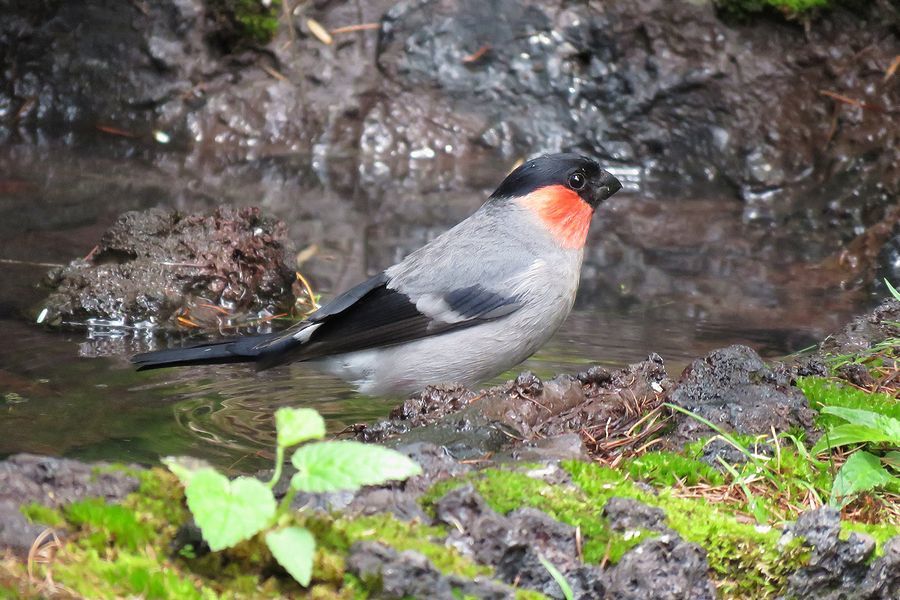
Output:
(518, 185), (593, 249)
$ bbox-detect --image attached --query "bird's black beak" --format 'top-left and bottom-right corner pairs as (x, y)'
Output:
(590, 169), (623, 207)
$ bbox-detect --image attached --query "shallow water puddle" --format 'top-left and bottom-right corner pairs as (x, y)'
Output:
(0, 143), (871, 473)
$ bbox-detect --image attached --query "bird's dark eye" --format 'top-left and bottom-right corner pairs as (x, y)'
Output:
(567, 172), (586, 190)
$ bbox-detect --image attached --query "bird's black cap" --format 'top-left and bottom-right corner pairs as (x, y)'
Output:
(490, 153), (622, 208)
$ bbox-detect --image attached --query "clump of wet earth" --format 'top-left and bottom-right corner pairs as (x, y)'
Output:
(356, 354), (670, 462)
(37, 206), (296, 332)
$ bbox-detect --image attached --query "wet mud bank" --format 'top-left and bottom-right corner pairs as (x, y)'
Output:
(2, 300), (898, 598)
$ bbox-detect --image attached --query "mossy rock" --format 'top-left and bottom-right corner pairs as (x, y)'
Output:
(715, 0), (832, 16)
(206, 0), (281, 48)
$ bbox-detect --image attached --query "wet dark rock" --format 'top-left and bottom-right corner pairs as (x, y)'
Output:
(0, 0), (212, 132)
(876, 220), (900, 290)
(387, 384), (479, 427)
(39, 206), (295, 332)
(357, 405), (517, 461)
(347, 541), (514, 600)
(0, 500), (46, 556)
(507, 433), (590, 462)
(665, 345), (816, 447)
(835, 362), (876, 389)
(857, 536), (900, 600)
(377, 0), (899, 216)
(602, 497), (670, 535)
(792, 356), (829, 378)
(436, 486), (577, 565)
(819, 299), (900, 357)
(435, 485), (606, 599)
(783, 507), (899, 600)
(604, 535), (717, 600)
(433, 486), (716, 599)
(0, 453), (139, 507)
(0, 453), (140, 555)
(344, 443), (473, 520)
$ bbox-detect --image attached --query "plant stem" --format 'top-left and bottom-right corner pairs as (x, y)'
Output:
(278, 486), (300, 516)
(268, 445), (285, 489)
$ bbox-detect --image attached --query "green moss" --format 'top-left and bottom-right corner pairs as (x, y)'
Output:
(841, 521), (900, 555)
(207, 0), (281, 45)
(53, 549), (214, 600)
(515, 590), (551, 600)
(716, 0), (832, 15)
(130, 468), (190, 525)
(20, 503), (65, 528)
(624, 451), (726, 487)
(563, 461), (810, 597)
(797, 377), (900, 427)
(420, 461), (817, 595)
(314, 513), (490, 579)
(65, 499), (155, 552)
(422, 468), (648, 564)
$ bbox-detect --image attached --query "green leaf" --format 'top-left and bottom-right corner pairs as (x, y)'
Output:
(831, 451), (894, 504)
(184, 469), (276, 551)
(883, 451), (900, 472)
(811, 424), (895, 453)
(820, 407), (900, 441)
(885, 278), (900, 301)
(275, 407), (326, 447)
(538, 555), (574, 600)
(266, 527), (316, 587)
(290, 441), (422, 493)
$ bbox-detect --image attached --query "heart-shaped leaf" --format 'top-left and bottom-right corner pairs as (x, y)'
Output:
(831, 451), (894, 506)
(290, 441), (422, 493)
(184, 469), (276, 551)
(275, 407), (326, 447)
(266, 526), (316, 586)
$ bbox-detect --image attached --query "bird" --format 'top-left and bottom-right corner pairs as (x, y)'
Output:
(133, 153), (622, 395)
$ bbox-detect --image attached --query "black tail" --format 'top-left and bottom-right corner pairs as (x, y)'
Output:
(132, 333), (284, 370)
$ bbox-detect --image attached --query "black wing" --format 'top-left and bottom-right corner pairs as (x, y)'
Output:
(254, 272), (521, 368)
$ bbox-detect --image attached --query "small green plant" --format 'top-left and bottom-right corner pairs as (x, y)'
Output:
(663, 404), (833, 520)
(538, 555), (574, 600)
(886, 278), (900, 301)
(811, 406), (900, 506)
(715, 0), (831, 16)
(165, 407), (421, 587)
